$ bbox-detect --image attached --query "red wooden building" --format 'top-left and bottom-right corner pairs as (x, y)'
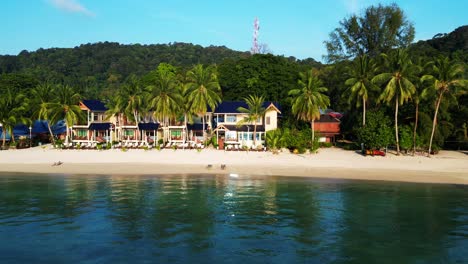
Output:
(315, 113), (341, 143)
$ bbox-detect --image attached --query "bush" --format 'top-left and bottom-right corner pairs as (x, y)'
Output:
(266, 129), (283, 150)
(321, 142), (333, 148)
(211, 136), (218, 148)
(355, 110), (393, 149)
(399, 125), (413, 153)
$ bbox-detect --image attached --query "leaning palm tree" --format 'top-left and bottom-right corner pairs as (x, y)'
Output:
(49, 84), (83, 144)
(237, 95), (267, 146)
(422, 56), (466, 156)
(30, 82), (57, 145)
(185, 64), (222, 144)
(373, 49), (416, 155)
(0, 89), (29, 147)
(345, 55), (377, 126)
(289, 70), (330, 143)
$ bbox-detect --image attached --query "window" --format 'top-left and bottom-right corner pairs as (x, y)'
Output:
(77, 130), (87, 137)
(226, 131), (237, 141)
(93, 114), (99, 121)
(171, 130), (182, 140)
(266, 116), (270, 125)
(125, 130), (134, 136)
(256, 117), (262, 123)
(226, 115), (236, 123)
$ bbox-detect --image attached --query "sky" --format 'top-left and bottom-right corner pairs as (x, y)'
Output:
(1, 0), (467, 61)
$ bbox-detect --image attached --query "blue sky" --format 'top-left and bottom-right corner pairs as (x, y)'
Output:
(2, 0), (467, 61)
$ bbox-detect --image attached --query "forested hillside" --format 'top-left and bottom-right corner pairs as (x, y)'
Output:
(0, 4), (466, 152)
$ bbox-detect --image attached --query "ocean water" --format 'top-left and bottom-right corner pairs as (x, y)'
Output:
(0, 173), (467, 264)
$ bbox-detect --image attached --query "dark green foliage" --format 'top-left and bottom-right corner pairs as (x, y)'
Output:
(0, 42), (249, 98)
(399, 126), (413, 152)
(355, 110), (393, 149)
(218, 54), (318, 106)
(325, 3), (415, 62)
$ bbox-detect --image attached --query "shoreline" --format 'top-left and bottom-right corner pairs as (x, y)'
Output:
(1, 146), (467, 185)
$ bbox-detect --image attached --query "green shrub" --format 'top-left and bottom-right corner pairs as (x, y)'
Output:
(266, 129), (283, 150)
(355, 110), (393, 149)
(399, 126), (413, 153)
(211, 136), (218, 148)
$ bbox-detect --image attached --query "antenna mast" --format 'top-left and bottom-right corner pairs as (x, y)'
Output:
(251, 17), (259, 54)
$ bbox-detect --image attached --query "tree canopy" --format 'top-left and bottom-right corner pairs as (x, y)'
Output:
(324, 3), (415, 62)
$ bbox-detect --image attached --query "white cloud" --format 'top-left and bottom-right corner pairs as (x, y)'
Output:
(48, 0), (95, 16)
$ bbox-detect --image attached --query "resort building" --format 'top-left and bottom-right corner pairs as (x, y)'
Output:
(211, 101), (281, 149)
(315, 110), (342, 143)
(71, 100), (113, 146)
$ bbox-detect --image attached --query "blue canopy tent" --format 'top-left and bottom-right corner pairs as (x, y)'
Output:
(0, 121), (67, 142)
(31, 120), (67, 135)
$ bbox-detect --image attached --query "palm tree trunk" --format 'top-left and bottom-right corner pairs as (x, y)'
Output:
(47, 123), (56, 145)
(134, 110), (140, 141)
(253, 122), (257, 146)
(428, 92), (444, 156)
(412, 102), (419, 156)
(65, 125), (69, 146)
(363, 97), (366, 127)
(11, 130), (15, 143)
(2, 131), (5, 147)
(395, 95), (400, 155)
(202, 115), (206, 146)
(183, 113), (187, 144)
(311, 120), (315, 143)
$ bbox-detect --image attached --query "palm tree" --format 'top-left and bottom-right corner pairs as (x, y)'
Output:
(185, 64), (222, 144)
(30, 82), (57, 145)
(289, 70), (330, 143)
(148, 63), (182, 125)
(409, 59), (430, 155)
(49, 84), (83, 144)
(237, 95), (267, 146)
(0, 88), (29, 147)
(179, 83), (195, 144)
(345, 55), (377, 126)
(422, 56), (466, 156)
(373, 49), (416, 155)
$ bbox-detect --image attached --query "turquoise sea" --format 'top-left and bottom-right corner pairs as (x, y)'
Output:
(0, 173), (467, 263)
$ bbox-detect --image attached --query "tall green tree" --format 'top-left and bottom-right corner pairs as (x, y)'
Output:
(30, 82), (56, 145)
(373, 49), (416, 155)
(186, 64), (222, 144)
(49, 84), (83, 144)
(289, 70), (330, 143)
(325, 3), (415, 62)
(422, 56), (466, 156)
(345, 55), (377, 126)
(236, 95), (267, 146)
(147, 63), (181, 127)
(0, 88), (28, 146)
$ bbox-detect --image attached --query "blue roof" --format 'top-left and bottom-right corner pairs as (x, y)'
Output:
(213, 101), (281, 114)
(0, 121), (67, 140)
(187, 123), (208, 131)
(138, 122), (160, 130)
(82, 100), (108, 111)
(89, 122), (112, 130)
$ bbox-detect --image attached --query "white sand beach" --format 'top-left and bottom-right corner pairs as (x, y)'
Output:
(0, 146), (467, 184)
